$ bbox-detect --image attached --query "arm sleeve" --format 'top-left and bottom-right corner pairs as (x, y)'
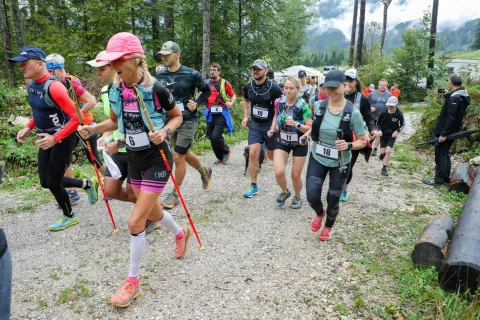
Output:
(377, 112), (384, 130)
(243, 84), (249, 100)
(441, 98), (459, 136)
(27, 118), (36, 130)
(360, 96), (375, 132)
(351, 109), (366, 136)
(71, 78), (87, 98)
(193, 72), (211, 105)
(272, 83), (283, 100)
(49, 81), (80, 142)
(153, 82), (176, 111)
(274, 98), (279, 113)
(225, 81), (235, 97)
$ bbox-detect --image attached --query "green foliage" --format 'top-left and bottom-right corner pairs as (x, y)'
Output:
(473, 21), (480, 51)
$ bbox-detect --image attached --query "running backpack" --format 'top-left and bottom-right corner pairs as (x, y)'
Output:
(311, 99), (354, 143)
(27, 76), (69, 110)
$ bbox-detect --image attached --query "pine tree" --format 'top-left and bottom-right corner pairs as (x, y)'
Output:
(473, 21), (480, 50)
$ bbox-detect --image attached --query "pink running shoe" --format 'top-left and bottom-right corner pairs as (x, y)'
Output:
(319, 227), (333, 241)
(311, 209), (325, 232)
(174, 226), (192, 259)
(110, 280), (140, 308)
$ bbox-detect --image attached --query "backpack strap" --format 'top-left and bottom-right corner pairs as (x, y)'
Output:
(339, 102), (354, 142)
(220, 79), (230, 103)
(43, 77), (68, 109)
(354, 92), (362, 110)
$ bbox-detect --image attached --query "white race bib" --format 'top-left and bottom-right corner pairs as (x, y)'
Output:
(126, 131), (150, 149)
(211, 105), (223, 114)
(253, 105), (269, 119)
(176, 102), (185, 112)
(280, 131), (298, 143)
(315, 142), (338, 160)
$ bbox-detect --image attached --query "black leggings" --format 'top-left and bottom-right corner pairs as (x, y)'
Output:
(38, 133), (84, 216)
(346, 149), (360, 185)
(306, 154), (351, 228)
(207, 114), (229, 161)
(76, 132), (103, 168)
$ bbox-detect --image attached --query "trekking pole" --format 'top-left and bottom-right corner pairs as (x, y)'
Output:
(70, 85), (118, 234)
(133, 86), (204, 251)
(337, 129), (347, 174)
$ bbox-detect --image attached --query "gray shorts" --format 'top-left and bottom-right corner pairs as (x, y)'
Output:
(248, 120), (275, 151)
(171, 122), (198, 155)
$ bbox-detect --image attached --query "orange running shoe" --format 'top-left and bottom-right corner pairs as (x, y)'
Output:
(174, 226), (192, 259)
(319, 227), (334, 241)
(311, 209), (325, 232)
(110, 280), (140, 308)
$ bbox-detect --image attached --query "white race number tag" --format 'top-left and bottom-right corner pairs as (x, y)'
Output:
(126, 131), (149, 149)
(253, 105), (269, 119)
(280, 131), (298, 143)
(315, 142), (339, 160)
(176, 102), (185, 112)
(211, 105), (223, 114)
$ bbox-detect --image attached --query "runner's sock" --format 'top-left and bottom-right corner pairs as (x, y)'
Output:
(159, 210), (182, 236)
(127, 276), (139, 285)
(195, 165), (207, 177)
(128, 230), (146, 278)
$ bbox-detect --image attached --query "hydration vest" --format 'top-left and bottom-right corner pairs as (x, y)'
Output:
(311, 99), (354, 143)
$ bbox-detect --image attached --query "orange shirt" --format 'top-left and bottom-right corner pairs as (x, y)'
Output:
(363, 88), (371, 96)
(389, 88), (400, 98)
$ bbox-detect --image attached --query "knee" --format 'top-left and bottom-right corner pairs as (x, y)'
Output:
(44, 176), (60, 190)
(128, 216), (144, 234)
(173, 152), (185, 164)
(275, 167), (286, 179)
(291, 171), (302, 182)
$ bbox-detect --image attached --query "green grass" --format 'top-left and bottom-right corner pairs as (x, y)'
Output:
(449, 50), (480, 60)
(391, 143), (428, 174)
(56, 279), (92, 304)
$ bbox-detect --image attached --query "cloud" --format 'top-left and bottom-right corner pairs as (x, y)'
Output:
(314, 0), (480, 38)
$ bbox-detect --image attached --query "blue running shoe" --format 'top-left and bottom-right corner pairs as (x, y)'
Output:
(340, 190), (349, 202)
(85, 178), (99, 205)
(54, 189), (81, 209)
(48, 214), (79, 231)
(244, 184), (259, 198)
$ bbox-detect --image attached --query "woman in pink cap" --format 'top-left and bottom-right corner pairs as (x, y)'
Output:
(78, 32), (191, 308)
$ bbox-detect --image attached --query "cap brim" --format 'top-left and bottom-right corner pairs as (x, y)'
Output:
(324, 81), (341, 88)
(8, 56), (30, 62)
(346, 75), (357, 80)
(386, 103), (397, 106)
(158, 50), (173, 55)
(87, 59), (109, 67)
(97, 52), (125, 62)
(251, 65), (265, 69)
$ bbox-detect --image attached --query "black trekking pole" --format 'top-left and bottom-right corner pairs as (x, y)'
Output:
(337, 129), (347, 174)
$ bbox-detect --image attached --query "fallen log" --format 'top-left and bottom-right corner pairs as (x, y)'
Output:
(449, 162), (476, 194)
(439, 168), (480, 293)
(411, 215), (454, 270)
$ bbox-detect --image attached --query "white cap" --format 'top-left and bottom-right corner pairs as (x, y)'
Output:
(386, 96), (398, 106)
(45, 53), (65, 63)
(86, 51), (109, 67)
(318, 77), (325, 86)
(345, 68), (358, 80)
(369, 84), (375, 90)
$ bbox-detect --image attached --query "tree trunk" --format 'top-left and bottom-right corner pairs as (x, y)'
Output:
(348, 0), (359, 67)
(165, 0), (174, 40)
(439, 169), (480, 293)
(11, 0), (25, 48)
(355, 0), (366, 67)
(151, 0), (160, 43)
(237, 1), (242, 73)
(131, 7), (135, 33)
(28, 0), (37, 29)
(0, 0), (15, 87)
(411, 215), (454, 270)
(202, 0), (211, 78)
(427, 0), (439, 89)
(449, 162), (477, 194)
(380, 0), (392, 56)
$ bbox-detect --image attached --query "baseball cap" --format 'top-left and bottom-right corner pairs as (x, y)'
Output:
(345, 68), (358, 80)
(158, 41), (181, 55)
(98, 32), (144, 62)
(386, 96), (399, 106)
(46, 53), (65, 70)
(369, 84), (375, 90)
(251, 59), (267, 69)
(298, 70), (307, 78)
(87, 51), (109, 67)
(8, 46), (46, 62)
(324, 69), (346, 88)
(318, 78), (325, 86)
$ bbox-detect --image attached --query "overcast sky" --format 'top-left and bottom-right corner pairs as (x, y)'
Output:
(315, 0), (480, 36)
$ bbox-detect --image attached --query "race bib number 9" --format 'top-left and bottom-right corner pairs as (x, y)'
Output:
(280, 131), (298, 143)
(315, 142), (339, 160)
(176, 102), (185, 112)
(211, 105), (223, 114)
(253, 105), (269, 119)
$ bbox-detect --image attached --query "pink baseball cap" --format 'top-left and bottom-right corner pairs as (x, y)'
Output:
(97, 32), (144, 62)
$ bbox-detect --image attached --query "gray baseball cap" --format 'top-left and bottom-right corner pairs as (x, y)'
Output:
(158, 41), (181, 55)
(251, 59), (267, 69)
(386, 96), (399, 106)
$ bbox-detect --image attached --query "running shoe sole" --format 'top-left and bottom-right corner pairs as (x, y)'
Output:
(48, 218), (79, 231)
(244, 191), (258, 198)
(111, 290), (141, 308)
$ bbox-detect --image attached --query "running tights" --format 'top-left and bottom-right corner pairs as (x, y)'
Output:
(346, 149), (360, 185)
(306, 155), (351, 228)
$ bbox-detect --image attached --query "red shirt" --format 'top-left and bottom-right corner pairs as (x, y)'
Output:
(206, 78), (235, 107)
(363, 88), (372, 96)
(389, 88), (400, 98)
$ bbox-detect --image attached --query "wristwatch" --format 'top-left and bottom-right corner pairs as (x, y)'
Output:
(296, 123), (301, 128)
(164, 127), (172, 137)
(348, 142), (353, 150)
(117, 139), (126, 149)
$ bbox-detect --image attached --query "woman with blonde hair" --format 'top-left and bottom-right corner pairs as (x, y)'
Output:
(78, 32), (190, 308)
(268, 76), (312, 208)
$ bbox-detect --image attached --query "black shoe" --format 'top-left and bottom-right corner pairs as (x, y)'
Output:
(275, 189), (291, 207)
(381, 166), (388, 176)
(379, 153), (385, 160)
(372, 148), (377, 157)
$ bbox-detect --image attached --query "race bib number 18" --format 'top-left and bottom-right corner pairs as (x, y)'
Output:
(315, 142), (339, 160)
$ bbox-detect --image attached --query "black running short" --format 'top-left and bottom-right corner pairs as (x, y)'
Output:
(380, 136), (396, 148)
(105, 152), (129, 182)
(275, 140), (308, 157)
(248, 120), (275, 150)
(127, 142), (173, 193)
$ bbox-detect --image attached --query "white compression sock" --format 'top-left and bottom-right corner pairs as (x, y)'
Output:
(128, 230), (146, 278)
(159, 210), (182, 236)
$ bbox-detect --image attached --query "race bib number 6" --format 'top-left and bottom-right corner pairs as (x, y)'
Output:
(126, 131), (149, 149)
(211, 105), (223, 114)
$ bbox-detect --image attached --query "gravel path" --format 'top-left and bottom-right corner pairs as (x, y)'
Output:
(3, 113), (437, 319)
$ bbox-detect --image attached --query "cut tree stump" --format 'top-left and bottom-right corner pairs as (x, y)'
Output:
(411, 215), (454, 270)
(439, 168), (480, 293)
(449, 162), (476, 194)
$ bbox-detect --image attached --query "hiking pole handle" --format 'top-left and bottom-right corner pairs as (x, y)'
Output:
(336, 129), (347, 173)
